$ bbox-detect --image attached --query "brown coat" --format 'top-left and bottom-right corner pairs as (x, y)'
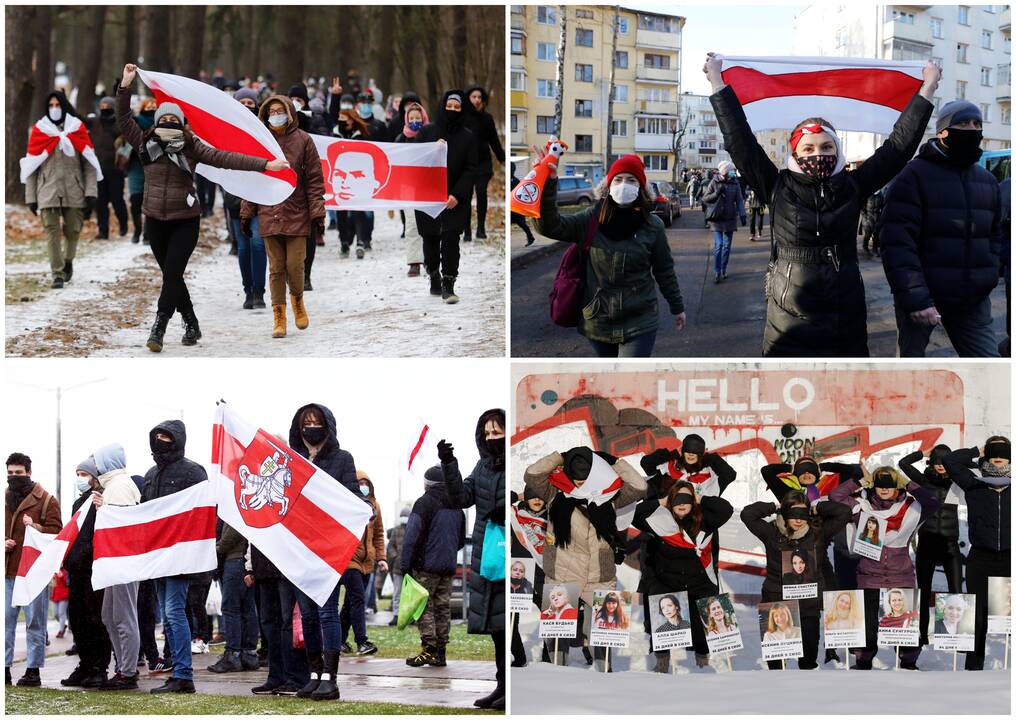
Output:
(117, 86), (268, 221)
(348, 474), (386, 574)
(240, 95), (326, 237)
(5, 482), (64, 578)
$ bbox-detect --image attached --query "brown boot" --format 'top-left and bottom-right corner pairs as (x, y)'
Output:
(272, 305), (287, 338)
(291, 294), (309, 330)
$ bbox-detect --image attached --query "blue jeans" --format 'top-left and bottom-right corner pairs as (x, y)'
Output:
(261, 578), (308, 687)
(222, 559), (258, 653)
(299, 579), (342, 652)
(156, 577), (193, 680)
(364, 571), (377, 613)
(233, 216), (266, 295)
(588, 330), (658, 358)
(712, 230), (733, 276)
(338, 568), (367, 647)
(5, 577), (47, 668)
(293, 584), (325, 655)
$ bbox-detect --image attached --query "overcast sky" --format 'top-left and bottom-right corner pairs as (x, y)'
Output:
(4, 358), (506, 529)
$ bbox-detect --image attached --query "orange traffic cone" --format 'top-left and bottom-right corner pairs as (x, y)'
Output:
(510, 137), (568, 218)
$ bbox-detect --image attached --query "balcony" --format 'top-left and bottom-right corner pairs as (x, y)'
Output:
(511, 9), (525, 30)
(635, 99), (678, 115)
(511, 90), (528, 107)
(882, 19), (933, 46)
(635, 64), (680, 84)
(634, 134), (674, 151)
(510, 130), (527, 147)
(999, 63), (1011, 102)
(636, 28), (680, 50)
(1001, 5), (1010, 34)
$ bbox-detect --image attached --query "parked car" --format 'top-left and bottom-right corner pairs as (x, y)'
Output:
(556, 175), (596, 206)
(649, 180), (681, 227)
(979, 149), (1011, 182)
(451, 538), (472, 619)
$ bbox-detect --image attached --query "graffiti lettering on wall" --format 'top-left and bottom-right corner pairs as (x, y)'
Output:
(774, 436), (817, 464)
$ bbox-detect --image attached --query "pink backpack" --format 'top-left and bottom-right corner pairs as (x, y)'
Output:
(548, 213), (598, 327)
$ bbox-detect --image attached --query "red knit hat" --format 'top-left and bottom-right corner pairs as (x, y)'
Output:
(607, 154), (646, 189)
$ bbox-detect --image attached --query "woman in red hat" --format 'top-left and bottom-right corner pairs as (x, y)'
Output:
(533, 151), (686, 357)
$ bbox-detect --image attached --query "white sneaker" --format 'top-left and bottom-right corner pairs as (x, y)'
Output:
(191, 639), (208, 654)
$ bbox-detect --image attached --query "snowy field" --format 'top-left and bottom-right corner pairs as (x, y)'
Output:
(5, 208), (505, 357)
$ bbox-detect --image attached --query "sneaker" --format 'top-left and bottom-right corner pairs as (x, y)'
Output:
(81, 670), (108, 688)
(275, 682), (302, 696)
(406, 648), (436, 667)
(148, 658), (172, 674)
(52, 276), (65, 289)
(191, 639), (208, 654)
(341, 642), (353, 654)
(356, 247), (365, 259)
(151, 677), (196, 694)
(209, 634), (226, 646)
(251, 681), (283, 695)
(99, 672), (139, 691)
(61, 665), (90, 686)
(357, 641), (378, 656)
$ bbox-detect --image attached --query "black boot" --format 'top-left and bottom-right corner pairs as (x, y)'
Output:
(181, 310), (202, 346)
(16, 668), (41, 687)
(240, 651), (260, 671)
(476, 224), (487, 239)
(473, 685), (505, 709)
(63, 260), (74, 282)
(304, 276), (314, 291)
(296, 652), (323, 698)
(132, 229), (141, 244)
(207, 650), (243, 674)
(60, 665), (90, 686)
(243, 293), (254, 310)
(310, 650), (340, 701)
(428, 271), (441, 296)
(146, 312), (171, 353)
(441, 276), (459, 304)
(5, 667), (11, 686)
(253, 292), (266, 309)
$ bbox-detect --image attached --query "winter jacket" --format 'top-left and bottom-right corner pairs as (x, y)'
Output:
(443, 409), (507, 634)
(943, 448), (1010, 552)
(829, 477), (940, 588)
(294, 108), (331, 137)
(860, 188), (885, 229)
(746, 188), (765, 211)
(117, 85), (268, 221)
(217, 523), (249, 563)
(24, 124), (98, 210)
(535, 183), (685, 344)
(387, 522), (407, 572)
(711, 84), (933, 357)
(463, 90), (505, 177)
(702, 176), (746, 233)
(87, 114), (122, 172)
(5, 481), (63, 578)
(141, 420), (207, 503)
(240, 95), (326, 238)
(250, 545), (281, 581)
(64, 491), (98, 575)
(415, 94), (478, 236)
(740, 500), (851, 616)
(897, 450), (960, 539)
(401, 485), (466, 576)
(287, 403), (360, 498)
(633, 494), (732, 598)
(879, 140), (1003, 313)
(348, 491), (386, 575)
(524, 451), (646, 591)
(94, 444), (140, 507)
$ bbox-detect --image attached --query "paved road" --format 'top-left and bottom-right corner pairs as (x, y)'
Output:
(511, 205), (1007, 358)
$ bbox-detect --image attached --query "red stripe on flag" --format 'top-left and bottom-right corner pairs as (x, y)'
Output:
(408, 424), (429, 471)
(92, 506), (216, 559)
(547, 468), (576, 494)
(374, 166), (449, 203)
(602, 477), (623, 495)
(15, 545), (43, 578)
(147, 88), (297, 188)
(282, 499), (362, 575)
(721, 66), (920, 112)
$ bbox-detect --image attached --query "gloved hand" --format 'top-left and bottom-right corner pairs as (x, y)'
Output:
(240, 218), (252, 237)
(83, 196), (96, 220)
(314, 217), (325, 238)
(640, 448), (672, 476)
(28, 202), (38, 215)
(437, 439), (455, 464)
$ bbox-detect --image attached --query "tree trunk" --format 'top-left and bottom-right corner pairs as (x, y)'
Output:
(375, 6), (396, 96)
(174, 6), (206, 78)
(605, 6), (619, 170)
(75, 6), (107, 115)
(671, 101), (691, 185)
(452, 6), (468, 88)
(124, 6), (138, 65)
(6, 6), (36, 203)
(274, 6), (306, 87)
(31, 6), (53, 120)
(553, 6), (567, 137)
(141, 6), (172, 72)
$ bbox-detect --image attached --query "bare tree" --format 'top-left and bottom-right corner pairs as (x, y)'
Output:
(553, 5), (567, 137)
(670, 99), (693, 185)
(174, 6), (206, 78)
(604, 6), (619, 170)
(141, 6), (172, 72)
(452, 7), (467, 88)
(31, 7), (54, 119)
(74, 6), (107, 115)
(375, 6), (396, 95)
(6, 7), (36, 203)
(124, 7), (138, 67)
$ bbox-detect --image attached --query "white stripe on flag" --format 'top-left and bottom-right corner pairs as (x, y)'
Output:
(11, 527), (60, 607)
(94, 480), (214, 529)
(739, 95), (910, 135)
(722, 55), (923, 78)
(91, 539), (217, 590)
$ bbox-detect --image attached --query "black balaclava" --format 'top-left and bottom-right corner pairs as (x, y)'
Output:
(478, 408), (506, 471)
(942, 127), (984, 166)
(438, 89), (465, 135)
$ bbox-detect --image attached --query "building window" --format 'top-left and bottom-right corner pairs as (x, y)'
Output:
(699, 140), (714, 149)
(511, 33), (525, 55)
(611, 119), (628, 137)
(642, 154), (669, 171)
(615, 51), (629, 69)
(576, 8), (593, 19)
(510, 70), (526, 91)
(958, 5), (970, 25)
(510, 114), (518, 132)
(618, 16), (630, 34)
(1002, 105), (1011, 125)
(984, 4), (995, 12)
(575, 64), (593, 82)
(639, 15), (675, 32)
(982, 30), (993, 50)
(687, 141), (696, 149)
(639, 87), (671, 102)
(537, 79), (556, 98)
(536, 6), (557, 24)
(575, 134), (593, 152)
(576, 28), (593, 47)
(575, 99), (593, 117)
(611, 84), (628, 102)
(887, 39), (931, 61)
(930, 17), (943, 39)
(981, 66), (993, 85)
(511, 5), (524, 14)
(931, 56), (944, 68)
(537, 42), (556, 62)
(644, 53), (672, 69)
(980, 103), (991, 123)
(957, 43), (969, 63)
(892, 9), (915, 24)
(637, 116), (678, 134)
(536, 116), (554, 134)
(956, 80), (967, 99)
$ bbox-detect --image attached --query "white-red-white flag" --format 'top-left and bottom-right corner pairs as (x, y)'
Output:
(136, 68), (296, 205)
(212, 404), (373, 606)
(407, 419), (437, 475)
(718, 56), (924, 134)
(20, 116), (104, 184)
(310, 136), (448, 217)
(91, 482), (217, 589)
(12, 497), (92, 606)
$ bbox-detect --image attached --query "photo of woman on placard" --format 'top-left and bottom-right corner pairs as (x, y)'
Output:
(511, 560), (534, 596)
(824, 591), (863, 631)
(703, 596), (738, 637)
(762, 602), (803, 642)
(593, 592), (629, 631)
(541, 585), (578, 621)
(878, 588), (919, 628)
(654, 594), (691, 633)
(988, 577), (1012, 617)
(858, 516), (883, 547)
(935, 594), (974, 636)
(781, 549), (815, 585)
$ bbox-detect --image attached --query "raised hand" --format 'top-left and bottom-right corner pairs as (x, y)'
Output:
(122, 63), (138, 88)
(703, 52), (725, 92)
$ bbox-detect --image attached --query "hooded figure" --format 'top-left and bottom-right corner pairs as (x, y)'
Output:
(287, 83), (330, 136)
(95, 443), (140, 507)
(287, 403), (359, 497)
(141, 420), (207, 503)
(387, 90), (422, 141)
(462, 84), (506, 241)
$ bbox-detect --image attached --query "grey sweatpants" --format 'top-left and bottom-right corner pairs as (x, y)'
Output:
(102, 581), (140, 676)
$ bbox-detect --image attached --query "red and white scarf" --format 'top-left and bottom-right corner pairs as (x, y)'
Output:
(657, 460), (721, 498)
(850, 493), (923, 549)
(548, 453), (623, 506)
(511, 504), (547, 568)
(643, 504), (717, 585)
(20, 115), (103, 183)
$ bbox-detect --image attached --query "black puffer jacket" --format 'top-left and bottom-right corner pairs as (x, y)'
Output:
(401, 484), (466, 576)
(64, 490), (99, 574)
(287, 403), (360, 498)
(250, 545), (281, 581)
(415, 90), (479, 236)
(463, 85), (505, 177)
(898, 450), (960, 539)
(879, 140), (1002, 313)
(944, 447), (1010, 552)
(141, 420), (207, 502)
(443, 409), (506, 634)
(711, 85), (933, 357)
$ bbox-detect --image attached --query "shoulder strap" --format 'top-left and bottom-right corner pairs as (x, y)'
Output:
(583, 209), (599, 252)
(40, 494), (51, 525)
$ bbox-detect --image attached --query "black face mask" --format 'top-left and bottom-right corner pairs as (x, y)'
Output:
(248, 106), (259, 115)
(153, 438), (175, 455)
(7, 475), (33, 492)
(140, 110), (155, 119)
(943, 128), (983, 165)
(485, 436), (505, 457)
(100, 108), (114, 120)
(302, 426), (327, 446)
(158, 121), (184, 132)
(444, 109), (461, 129)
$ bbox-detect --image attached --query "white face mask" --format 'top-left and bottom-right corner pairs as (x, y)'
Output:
(268, 114), (288, 128)
(292, 99), (304, 112)
(48, 107), (63, 123)
(609, 181), (640, 207)
(76, 476), (92, 493)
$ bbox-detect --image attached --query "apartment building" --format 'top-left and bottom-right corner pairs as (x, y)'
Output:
(793, 4), (1011, 158)
(510, 5), (684, 184)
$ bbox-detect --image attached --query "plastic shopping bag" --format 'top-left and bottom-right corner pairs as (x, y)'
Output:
(397, 574), (430, 631)
(205, 581), (222, 616)
(479, 522), (506, 582)
(292, 603), (305, 649)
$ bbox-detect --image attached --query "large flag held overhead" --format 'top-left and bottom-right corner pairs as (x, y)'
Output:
(91, 482), (217, 589)
(212, 404), (373, 605)
(310, 136), (448, 217)
(136, 68), (296, 205)
(12, 497), (92, 606)
(718, 56), (924, 134)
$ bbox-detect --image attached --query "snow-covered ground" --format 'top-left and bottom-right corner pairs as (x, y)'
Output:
(5, 210), (505, 357)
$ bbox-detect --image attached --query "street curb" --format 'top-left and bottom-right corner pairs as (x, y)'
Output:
(511, 241), (564, 271)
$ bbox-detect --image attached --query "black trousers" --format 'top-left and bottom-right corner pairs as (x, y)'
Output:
(965, 547), (1010, 669)
(96, 169), (128, 236)
(136, 579), (160, 665)
(196, 175), (217, 215)
(186, 581), (212, 641)
(511, 213), (535, 243)
(853, 589), (921, 666)
(305, 225), (318, 281)
(422, 230), (461, 277)
(511, 613), (526, 664)
(492, 629), (504, 690)
(766, 615), (820, 669)
(129, 193), (144, 238)
(749, 208), (764, 236)
(67, 570), (111, 674)
(916, 531), (964, 645)
(146, 216), (200, 317)
(465, 172), (493, 236)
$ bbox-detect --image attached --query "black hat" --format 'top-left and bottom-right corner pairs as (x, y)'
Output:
(682, 434), (706, 456)
(287, 83), (310, 104)
(562, 447), (593, 481)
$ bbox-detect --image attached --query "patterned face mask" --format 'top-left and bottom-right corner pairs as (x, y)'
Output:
(795, 153), (837, 179)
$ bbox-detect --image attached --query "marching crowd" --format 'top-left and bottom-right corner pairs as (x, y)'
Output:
(21, 62), (504, 348)
(512, 434), (1010, 672)
(5, 407), (506, 710)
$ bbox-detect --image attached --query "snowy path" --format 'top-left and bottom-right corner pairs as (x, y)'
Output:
(6, 211), (505, 357)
